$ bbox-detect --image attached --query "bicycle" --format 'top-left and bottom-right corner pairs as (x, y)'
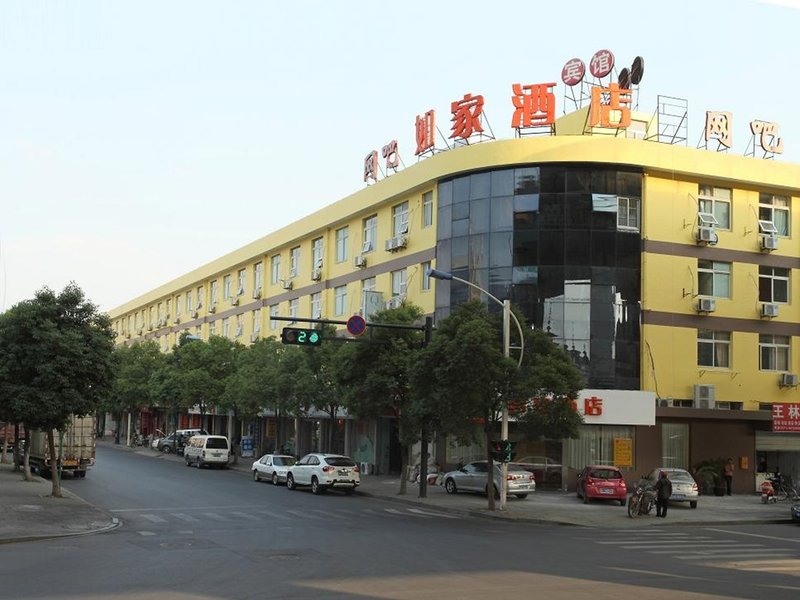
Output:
(773, 479), (799, 502)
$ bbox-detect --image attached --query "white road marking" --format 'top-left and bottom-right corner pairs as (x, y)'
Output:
(230, 511), (260, 521)
(617, 542), (748, 550)
(606, 567), (705, 580)
(707, 528), (800, 544)
(285, 510), (323, 520)
(408, 508), (459, 519)
(171, 513), (199, 522)
(140, 514), (166, 523)
(110, 504), (259, 513)
(255, 510), (290, 520)
(681, 552), (796, 561)
(594, 537), (707, 544)
(137, 531), (156, 536)
(202, 512), (229, 521)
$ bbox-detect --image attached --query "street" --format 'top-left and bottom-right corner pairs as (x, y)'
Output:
(1, 446), (799, 599)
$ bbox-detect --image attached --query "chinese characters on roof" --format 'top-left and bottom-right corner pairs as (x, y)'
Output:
(360, 48), (787, 184)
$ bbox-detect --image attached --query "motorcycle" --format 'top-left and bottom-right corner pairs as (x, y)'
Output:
(627, 484), (656, 518)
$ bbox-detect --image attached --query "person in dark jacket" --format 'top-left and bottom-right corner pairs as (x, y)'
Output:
(655, 471), (672, 518)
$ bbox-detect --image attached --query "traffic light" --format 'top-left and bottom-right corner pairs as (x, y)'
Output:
(490, 440), (516, 463)
(280, 327), (322, 346)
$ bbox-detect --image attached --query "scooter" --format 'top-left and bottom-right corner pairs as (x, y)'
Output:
(761, 479), (777, 503)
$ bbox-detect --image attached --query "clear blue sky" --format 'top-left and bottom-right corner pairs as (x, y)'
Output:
(0, 0), (798, 312)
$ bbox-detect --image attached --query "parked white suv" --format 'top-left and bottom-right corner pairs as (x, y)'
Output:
(286, 453), (360, 494)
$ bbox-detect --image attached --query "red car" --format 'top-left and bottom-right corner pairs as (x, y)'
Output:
(576, 465), (627, 505)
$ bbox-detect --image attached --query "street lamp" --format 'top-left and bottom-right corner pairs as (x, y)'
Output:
(427, 268), (524, 510)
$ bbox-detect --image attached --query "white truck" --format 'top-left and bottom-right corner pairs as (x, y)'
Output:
(28, 415), (96, 478)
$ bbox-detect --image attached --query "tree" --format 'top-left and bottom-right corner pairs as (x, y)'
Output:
(337, 303), (426, 496)
(105, 340), (164, 445)
(0, 284), (115, 497)
(412, 301), (584, 509)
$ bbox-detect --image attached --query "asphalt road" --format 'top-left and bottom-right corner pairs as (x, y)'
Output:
(1, 447), (800, 599)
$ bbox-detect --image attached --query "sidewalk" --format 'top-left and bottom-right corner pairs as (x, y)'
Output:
(2, 442), (795, 545)
(0, 461), (117, 544)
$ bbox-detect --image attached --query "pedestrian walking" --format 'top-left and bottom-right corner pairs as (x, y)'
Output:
(655, 470), (672, 518)
(723, 458), (734, 496)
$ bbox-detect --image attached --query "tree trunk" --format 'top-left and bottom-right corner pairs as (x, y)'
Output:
(47, 429), (62, 498)
(14, 423), (21, 471)
(397, 443), (409, 496)
(22, 433), (31, 481)
(419, 424), (429, 498)
(114, 412), (122, 445)
(1, 423), (8, 464)
(485, 426), (495, 511)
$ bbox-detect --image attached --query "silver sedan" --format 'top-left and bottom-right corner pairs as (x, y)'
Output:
(443, 461), (535, 499)
(641, 467), (699, 509)
(252, 454), (297, 485)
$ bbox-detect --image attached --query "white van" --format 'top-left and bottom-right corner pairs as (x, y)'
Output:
(184, 435), (230, 469)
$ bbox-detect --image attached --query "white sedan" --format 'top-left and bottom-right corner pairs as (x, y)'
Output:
(286, 453), (360, 494)
(252, 454), (297, 485)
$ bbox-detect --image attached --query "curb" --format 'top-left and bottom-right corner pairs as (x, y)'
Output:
(0, 517), (121, 546)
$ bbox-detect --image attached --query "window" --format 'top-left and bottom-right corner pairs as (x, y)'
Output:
(235, 315), (243, 338)
(222, 317), (231, 338)
(362, 276), (376, 292)
(661, 423), (689, 469)
(698, 185), (731, 229)
(195, 325), (202, 337)
(391, 268), (407, 297)
(311, 292), (322, 319)
(421, 261), (432, 291)
(697, 330), (731, 368)
(210, 281), (218, 305)
(759, 193), (790, 236)
(223, 275), (232, 300)
(165, 299), (171, 319)
(269, 304), (279, 330)
(363, 215), (377, 253)
(698, 260), (731, 298)
(334, 285), (347, 316)
(270, 255), (281, 285)
(149, 307), (155, 327)
(157, 302), (163, 321)
(253, 262), (263, 292)
(252, 309), (261, 334)
(566, 426), (636, 469)
(175, 296), (181, 317)
(186, 291), (193, 314)
(290, 247), (300, 278)
(197, 286), (204, 308)
(289, 298), (299, 323)
(422, 191), (433, 228)
(760, 334), (790, 371)
(336, 227), (349, 263)
(392, 201), (409, 236)
(237, 269), (246, 295)
(312, 237), (324, 269)
(617, 197), (640, 230)
(759, 266), (789, 303)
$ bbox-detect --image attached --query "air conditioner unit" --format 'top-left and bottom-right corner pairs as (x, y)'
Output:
(761, 303), (779, 318)
(385, 235), (407, 252)
(231, 297), (239, 306)
(354, 255), (367, 268)
(693, 384), (716, 409)
(281, 279), (293, 290)
(697, 298), (716, 313)
(696, 226), (717, 244)
(311, 269), (322, 281)
(385, 295), (404, 309)
(208, 304), (216, 314)
(780, 373), (799, 387)
(761, 235), (779, 251)
(658, 398), (670, 407)
(252, 288), (262, 299)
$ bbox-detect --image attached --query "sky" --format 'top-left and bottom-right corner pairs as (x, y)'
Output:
(1, 0), (799, 313)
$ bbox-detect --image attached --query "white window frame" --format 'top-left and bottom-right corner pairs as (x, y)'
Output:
(210, 280), (219, 305)
(362, 276), (376, 292)
(209, 320), (216, 336)
(759, 266), (790, 304)
(759, 334), (790, 372)
(759, 193), (790, 237)
(270, 255), (281, 285)
(222, 317), (231, 338)
(421, 262), (432, 291)
(237, 269), (246, 295)
(617, 196), (640, 231)
(186, 291), (193, 314)
(363, 215), (377, 253)
(311, 292), (322, 319)
(290, 247), (300, 278)
(289, 298), (299, 323)
(698, 260), (731, 298)
(334, 285), (347, 316)
(336, 226), (349, 263)
(697, 329), (731, 368)
(254, 262), (263, 292)
(269, 305), (279, 330)
(312, 238), (324, 269)
(698, 185), (731, 230)
(252, 309), (261, 334)
(391, 268), (407, 297)
(392, 201), (409, 236)
(422, 191), (433, 228)
(223, 275), (232, 300)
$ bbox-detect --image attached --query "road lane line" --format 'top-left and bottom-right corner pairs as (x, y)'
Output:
(286, 510), (323, 520)
(255, 510), (290, 520)
(140, 514), (166, 523)
(171, 513), (200, 522)
(707, 528), (800, 544)
(202, 513), (229, 521)
(230, 511), (260, 521)
(606, 567), (705, 580)
(408, 508), (459, 519)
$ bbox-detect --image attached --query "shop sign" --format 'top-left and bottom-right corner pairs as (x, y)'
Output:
(577, 389), (655, 426)
(772, 403), (800, 432)
(613, 438), (633, 468)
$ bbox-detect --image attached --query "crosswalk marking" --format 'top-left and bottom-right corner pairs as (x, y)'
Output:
(256, 509), (290, 520)
(141, 514), (166, 523)
(171, 513), (199, 522)
(230, 511), (260, 521)
(408, 508), (459, 519)
(202, 512), (229, 521)
(285, 510), (323, 520)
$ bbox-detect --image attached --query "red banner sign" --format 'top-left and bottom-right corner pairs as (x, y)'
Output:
(772, 403), (800, 432)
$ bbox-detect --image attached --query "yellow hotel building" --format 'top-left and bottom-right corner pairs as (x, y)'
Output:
(109, 108), (800, 492)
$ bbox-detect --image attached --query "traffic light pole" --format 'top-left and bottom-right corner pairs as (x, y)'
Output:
(500, 299), (510, 511)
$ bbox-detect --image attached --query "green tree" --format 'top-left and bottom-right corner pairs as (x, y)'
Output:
(0, 284), (115, 497)
(337, 303), (426, 495)
(105, 340), (164, 446)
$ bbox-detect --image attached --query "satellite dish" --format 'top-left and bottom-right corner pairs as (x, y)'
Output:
(618, 68), (630, 89)
(631, 56), (645, 85)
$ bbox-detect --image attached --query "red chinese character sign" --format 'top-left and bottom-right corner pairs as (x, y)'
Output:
(772, 403), (800, 432)
(561, 58), (585, 86)
(382, 140), (399, 172)
(450, 93), (485, 141)
(589, 83), (631, 129)
(589, 49), (615, 79)
(511, 82), (556, 134)
(415, 109), (436, 156)
(363, 150), (378, 184)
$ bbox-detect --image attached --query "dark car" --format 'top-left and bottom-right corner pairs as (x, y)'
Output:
(791, 503), (800, 523)
(156, 429), (207, 455)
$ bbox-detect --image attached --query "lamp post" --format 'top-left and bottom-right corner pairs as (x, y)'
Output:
(427, 268), (524, 510)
